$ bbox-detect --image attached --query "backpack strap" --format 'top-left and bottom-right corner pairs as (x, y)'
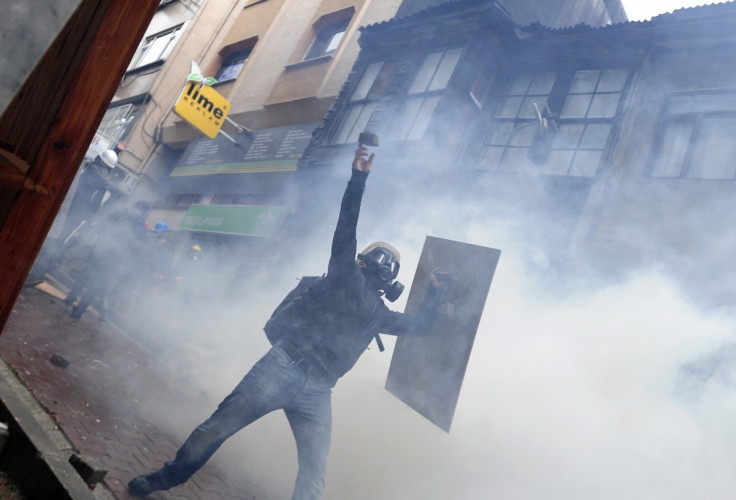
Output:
(374, 334), (385, 352)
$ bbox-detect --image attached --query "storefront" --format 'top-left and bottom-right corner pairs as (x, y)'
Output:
(147, 121), (319, 296)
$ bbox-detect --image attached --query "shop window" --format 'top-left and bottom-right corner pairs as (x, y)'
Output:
(481, 68), (628, 177)
(129, 24), (184, 69)
(215, 48), (252, 83)
(304, 17), (350, 61)
(650, 92), (736, 179)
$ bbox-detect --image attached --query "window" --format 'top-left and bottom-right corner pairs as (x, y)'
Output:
(391, 48), (463, 141)
(215, 48), (252, 83)
(446, 63), (496, 153)
(156, 193), (202, 208)
(483, 72), (556, 171)
(481, 68), (628, 177)
(332, 61), (397, 144)
(129, 24), (184, 69)
(304, 17), (350, 61)
(650, 92), (736, 180)
(331, 49), (462, 144)
(97, 102), (144, 143)
(547, 69), (626, 176)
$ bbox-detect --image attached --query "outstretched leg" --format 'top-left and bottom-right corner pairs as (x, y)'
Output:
(129, 346), (308, 496)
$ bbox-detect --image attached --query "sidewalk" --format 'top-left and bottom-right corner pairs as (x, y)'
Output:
(0, 282), (258, 499)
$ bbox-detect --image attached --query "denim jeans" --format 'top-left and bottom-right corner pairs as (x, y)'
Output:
(157, 346), (333, 500)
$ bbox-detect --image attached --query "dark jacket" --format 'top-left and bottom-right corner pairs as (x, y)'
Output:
(265, 169), (444, 386)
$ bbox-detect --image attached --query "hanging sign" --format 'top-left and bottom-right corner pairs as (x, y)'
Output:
(174, 74), (230, 139)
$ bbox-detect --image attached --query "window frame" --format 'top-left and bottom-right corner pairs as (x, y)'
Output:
(332, 61), (398, 144)
(331, 47), (464, 145)
(303, 17), (350, 62)
(97, 100), (145, 143)
(649, 91), (736, 180)
(480, 67), (629, 177)
(215, 48), (253, 83)
(129, 24), (185, 70)
(390, 48), (464, 141)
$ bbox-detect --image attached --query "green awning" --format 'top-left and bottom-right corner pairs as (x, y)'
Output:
(179, 204), (284, 236)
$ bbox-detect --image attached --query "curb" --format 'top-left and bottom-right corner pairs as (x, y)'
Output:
(0, 358), (116, 500)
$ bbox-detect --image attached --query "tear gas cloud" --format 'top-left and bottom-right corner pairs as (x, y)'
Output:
(33, 6), (736, 495)
(112, 150), (736, 500)
(37, 132), (736, 498)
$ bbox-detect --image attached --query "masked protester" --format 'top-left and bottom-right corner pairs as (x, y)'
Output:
(127, 146), (450, 499)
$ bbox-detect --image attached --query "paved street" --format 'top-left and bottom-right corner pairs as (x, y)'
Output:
(0, 283), (259, 500)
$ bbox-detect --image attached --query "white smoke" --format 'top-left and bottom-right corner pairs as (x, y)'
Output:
(320, 258), (736, 500)
(123, 214), (736, 500)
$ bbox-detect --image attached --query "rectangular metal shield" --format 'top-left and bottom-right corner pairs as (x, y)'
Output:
(385, 236), (500, 432)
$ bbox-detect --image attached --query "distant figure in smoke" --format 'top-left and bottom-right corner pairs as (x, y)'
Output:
(171, 244), (204, 302)
(173, 244), (203, 283)
(127, 146), (451, 498)
(148, 221), (177, 285)
(58, 150), (119, 245)
(63, 200), (149, 321)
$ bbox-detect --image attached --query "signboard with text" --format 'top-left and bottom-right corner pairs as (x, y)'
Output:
(174, 81), (230, 138)
(179, 204), (284, 236)
(171, 122), (319, 177)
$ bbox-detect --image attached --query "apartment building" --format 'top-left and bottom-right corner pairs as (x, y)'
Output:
(301, 0), (736, 307)
(104, 0), (626, 296)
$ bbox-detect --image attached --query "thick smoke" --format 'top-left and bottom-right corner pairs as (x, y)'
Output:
(122, 232), (736, 500)
(101, 148), (736, 500)
(35, 110), (736, 499)
(23, 2), (736, 497)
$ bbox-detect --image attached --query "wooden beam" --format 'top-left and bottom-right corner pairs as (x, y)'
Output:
(0, 0), (160, 332)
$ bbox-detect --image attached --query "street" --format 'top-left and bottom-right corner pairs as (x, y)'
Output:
(0, 283), (256, 500)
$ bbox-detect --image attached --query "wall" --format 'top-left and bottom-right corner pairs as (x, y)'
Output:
(0, 0), (81, 115)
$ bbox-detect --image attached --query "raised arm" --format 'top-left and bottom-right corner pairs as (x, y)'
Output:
(327, 147), (375, 276)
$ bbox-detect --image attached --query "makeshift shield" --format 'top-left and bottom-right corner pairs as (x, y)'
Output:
(385, 236), (500, 432)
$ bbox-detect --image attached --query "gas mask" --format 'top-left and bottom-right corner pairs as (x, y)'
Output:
(358, 246), (404, 302)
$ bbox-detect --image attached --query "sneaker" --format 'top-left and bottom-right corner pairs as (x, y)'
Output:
(127, 472), (167, 497)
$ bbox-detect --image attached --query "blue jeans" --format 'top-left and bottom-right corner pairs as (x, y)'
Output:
(157, 346), (333, 500)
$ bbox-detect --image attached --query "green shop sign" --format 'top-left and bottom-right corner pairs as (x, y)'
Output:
(179, 204), (284, 236)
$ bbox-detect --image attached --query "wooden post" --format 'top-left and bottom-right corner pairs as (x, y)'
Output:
(0, 0), (160, 332)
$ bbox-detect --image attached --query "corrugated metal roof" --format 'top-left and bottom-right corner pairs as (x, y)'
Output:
(361, 0), (736, 36)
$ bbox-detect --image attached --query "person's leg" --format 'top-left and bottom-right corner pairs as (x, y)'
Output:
(285, 379), (332, 500)
(71, 288), (96, 319)
(63, 279), (84, 306)
(154, 347), (308, 489)
(65, 257), (97, 307)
